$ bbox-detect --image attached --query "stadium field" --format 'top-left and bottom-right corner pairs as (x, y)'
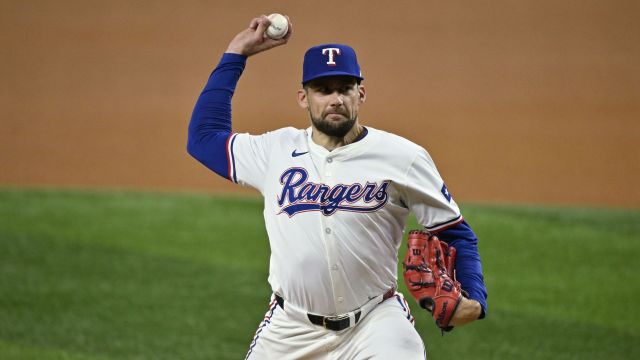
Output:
(1, 189), (638, 359)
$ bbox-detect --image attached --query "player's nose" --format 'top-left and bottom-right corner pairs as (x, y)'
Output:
(328, 91), (344, 106)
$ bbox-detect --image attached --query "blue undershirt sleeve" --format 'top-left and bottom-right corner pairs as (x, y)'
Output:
(187, 53), (247, 179)
(433, 220), (488, 319)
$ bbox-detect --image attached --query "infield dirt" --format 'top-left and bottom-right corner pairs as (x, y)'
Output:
(1, 0), (638, 207)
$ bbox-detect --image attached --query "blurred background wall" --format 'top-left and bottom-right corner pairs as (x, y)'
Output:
(1, 0), (638, 207)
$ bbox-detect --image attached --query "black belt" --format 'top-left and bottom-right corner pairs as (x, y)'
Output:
(307, 311), (361, 331)
(275, 288), (395, 331)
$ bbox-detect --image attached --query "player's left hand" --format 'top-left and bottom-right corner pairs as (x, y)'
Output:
(226, 15), (293, 57)
(449, 296), (482, 327)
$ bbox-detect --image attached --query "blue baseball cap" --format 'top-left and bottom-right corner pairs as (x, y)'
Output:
(302, 44), (364, 85)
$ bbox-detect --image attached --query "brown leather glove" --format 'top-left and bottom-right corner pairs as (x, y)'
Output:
(403, 230), (464, 331)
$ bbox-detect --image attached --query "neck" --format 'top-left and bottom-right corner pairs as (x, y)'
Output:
(312, 122), (364, 151)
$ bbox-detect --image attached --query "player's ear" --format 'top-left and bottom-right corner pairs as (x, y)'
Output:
(297, 89), (308, 108)
(358, 84), (366, 104)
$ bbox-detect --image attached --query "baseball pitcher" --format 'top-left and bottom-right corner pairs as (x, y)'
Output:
(188, 15), (487, 359)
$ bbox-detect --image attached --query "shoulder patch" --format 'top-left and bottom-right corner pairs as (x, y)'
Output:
(441, 183), (452, 203)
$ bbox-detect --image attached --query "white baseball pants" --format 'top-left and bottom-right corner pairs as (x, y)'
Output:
(245, 292), (426, 360)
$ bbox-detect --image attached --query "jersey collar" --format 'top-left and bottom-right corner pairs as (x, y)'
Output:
(305, 126), (379, 160)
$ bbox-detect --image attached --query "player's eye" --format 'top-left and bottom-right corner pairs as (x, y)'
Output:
(340, 86), (353, 93)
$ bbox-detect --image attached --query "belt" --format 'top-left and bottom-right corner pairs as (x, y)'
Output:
(275, 288), (395, 332)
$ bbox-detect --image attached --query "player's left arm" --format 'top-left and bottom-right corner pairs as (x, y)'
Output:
(432, 220), (487, 326)
(401, 147), (488, 326)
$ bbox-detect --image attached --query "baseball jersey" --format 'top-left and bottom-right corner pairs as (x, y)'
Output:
(227, 126), (463, 315)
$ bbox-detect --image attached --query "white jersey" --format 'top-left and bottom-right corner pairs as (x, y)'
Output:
(227, 126), (462, 316)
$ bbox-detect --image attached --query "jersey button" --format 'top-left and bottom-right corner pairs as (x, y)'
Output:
(331, 264), (338, 270)
(325, 228), (332, 234)
(337, 297), (344, 303)
(327, 158), (333, 163)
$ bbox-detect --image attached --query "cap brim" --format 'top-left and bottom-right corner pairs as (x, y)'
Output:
(302, 71), (364, 85)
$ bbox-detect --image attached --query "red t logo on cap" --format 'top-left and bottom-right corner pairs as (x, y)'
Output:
(322, 48), (341, 66)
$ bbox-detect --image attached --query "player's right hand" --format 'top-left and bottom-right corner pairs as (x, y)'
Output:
(226, 15), (292, 57)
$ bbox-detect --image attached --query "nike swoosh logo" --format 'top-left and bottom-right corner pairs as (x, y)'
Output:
(291, 150), (309, 157)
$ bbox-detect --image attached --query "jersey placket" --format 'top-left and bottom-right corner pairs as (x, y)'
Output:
(315, 150), (347, 314)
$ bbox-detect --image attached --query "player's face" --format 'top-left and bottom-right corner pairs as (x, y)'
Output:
(297, 76), (366, 138)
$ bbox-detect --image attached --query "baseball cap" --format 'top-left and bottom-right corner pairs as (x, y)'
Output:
(302, 44), (364, 85)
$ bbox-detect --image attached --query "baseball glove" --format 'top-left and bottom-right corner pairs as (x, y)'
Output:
(403, 230), (464, 331)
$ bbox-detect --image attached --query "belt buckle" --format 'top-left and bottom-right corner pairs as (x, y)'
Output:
(323, 314), (349, 330)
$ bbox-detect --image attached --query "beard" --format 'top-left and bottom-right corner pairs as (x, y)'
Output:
(309, 111), (357, 138)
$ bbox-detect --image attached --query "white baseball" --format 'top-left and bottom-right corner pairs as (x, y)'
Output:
(266, 13), (289, 39)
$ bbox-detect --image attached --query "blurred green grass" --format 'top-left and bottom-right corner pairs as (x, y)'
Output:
(1, 188), (639, 359)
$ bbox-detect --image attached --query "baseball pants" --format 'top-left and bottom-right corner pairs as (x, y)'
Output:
(245, 292), (426, 360)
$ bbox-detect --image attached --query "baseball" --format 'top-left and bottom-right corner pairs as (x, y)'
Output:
(266, 13), (289, 39)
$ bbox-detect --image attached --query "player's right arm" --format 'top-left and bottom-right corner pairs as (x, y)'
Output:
(186, 16), (291, 179)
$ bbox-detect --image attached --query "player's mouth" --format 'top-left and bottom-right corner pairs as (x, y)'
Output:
(325, 112), (348, 121)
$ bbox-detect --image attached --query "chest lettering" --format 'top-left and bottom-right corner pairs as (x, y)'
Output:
(277, 167), (390, 217)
